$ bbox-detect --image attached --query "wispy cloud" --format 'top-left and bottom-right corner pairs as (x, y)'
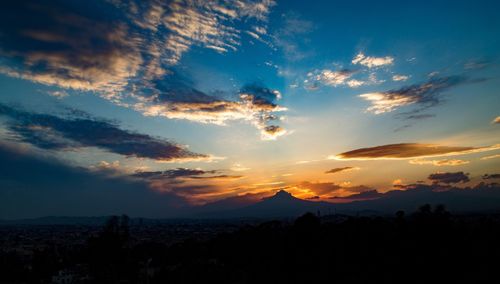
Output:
(332, 143), (500, 160)
(273, 12), (314, 61)
(0, 0), (281, 139)
(297, 181), (374, 198)
(325, 166), (359, 174)
(305, 69), (358, 88)
(352, 52), (394, 68)
(159, 0), (275, 64)
(231, 163), (251, 172)
(0, 3), (143, 96)
(480, 154), (500, 160)
(409, 159), (470, 166)
(483, 174), (500, 180)
(359, 76), (468, 114)
(132, 168), (214, 179)
(47, 90), (69, 99)
(392, 74), (409, 81)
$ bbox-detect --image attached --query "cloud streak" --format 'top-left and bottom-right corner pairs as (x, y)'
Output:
(480, 154), (500, 160)
(132, 168), (242, 181)
(359, 76), (468, 114)
(332, 143), (500, 160)
(352, 52), (394, 68)
(409, 159), (470, 166)
(325, 167), (359, 174)
(428, 172), (470, 184)
(483, 174), (500, 180)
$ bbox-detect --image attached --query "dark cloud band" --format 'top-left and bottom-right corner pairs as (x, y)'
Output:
(0, 104), (208, 162)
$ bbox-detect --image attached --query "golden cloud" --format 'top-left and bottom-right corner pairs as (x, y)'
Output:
(409, 159), (470, 166)
(332, 143), (500, 160)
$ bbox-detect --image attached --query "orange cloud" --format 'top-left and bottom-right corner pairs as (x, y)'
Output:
(409, 159), (470, 166)
(332, 143), (500, 160)
(481, 154), (500, 160)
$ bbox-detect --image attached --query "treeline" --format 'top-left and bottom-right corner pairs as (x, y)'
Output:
(2, 206), (500, 283)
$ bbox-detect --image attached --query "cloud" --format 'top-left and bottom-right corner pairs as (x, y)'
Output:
(134, 81), (287, 140)
(273, 12), (314, 61)
(298, 181), (342, 195)
(428, 172), (470, 184)
(359, 76), (468, 114)
(304, 68), (372, 89)
(261, 125), (287, 140)
(231, 163), (251, 172)
(332, 143), (500, 160)
(464, 59), (490, 70)
(352, 52), (394, 68)
(306, 69), (356, 87)
(409, 159), (470, 166)
(402, 114), (436, 120)
(325, 167), (359, 174)
(0, 104), (209, 162)
(492, 116), (500, 124)
(130, 167), (243, 202)
(483, 174), (500, 180)
(47, 90), (69, 99)
(392, 74), (409, 81)
(132, 168), (242, 181)
(189, 175), (243, 180)
(132, 168), (214, 179)
(346, 79), (365, 88)
(0, 1), (143, 96)
(330, 190), (382, 202)
(481, 154), (500, 160)
(159, 0), (275, 64)
(0, 1), (281, 139)
(93, 160), (122, 171)
(296, 181), (373, 197)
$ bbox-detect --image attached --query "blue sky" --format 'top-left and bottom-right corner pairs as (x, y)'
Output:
(0, 0), (499, 218)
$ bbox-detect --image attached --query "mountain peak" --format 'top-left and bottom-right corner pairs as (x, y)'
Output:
(271, 190), (294, 200)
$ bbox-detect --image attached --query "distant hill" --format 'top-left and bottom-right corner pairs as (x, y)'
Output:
(334, 183), (500, 214)
(0, 216), (111, 226)
(196, 184), (500, 218)
(3, 184), (500, 223)
(197, 190), (337, 218)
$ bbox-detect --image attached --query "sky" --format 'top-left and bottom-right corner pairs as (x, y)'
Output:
(0, 0), (499, 218)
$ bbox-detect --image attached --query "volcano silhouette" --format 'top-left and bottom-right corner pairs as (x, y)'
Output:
(201, 190), (335, 218)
